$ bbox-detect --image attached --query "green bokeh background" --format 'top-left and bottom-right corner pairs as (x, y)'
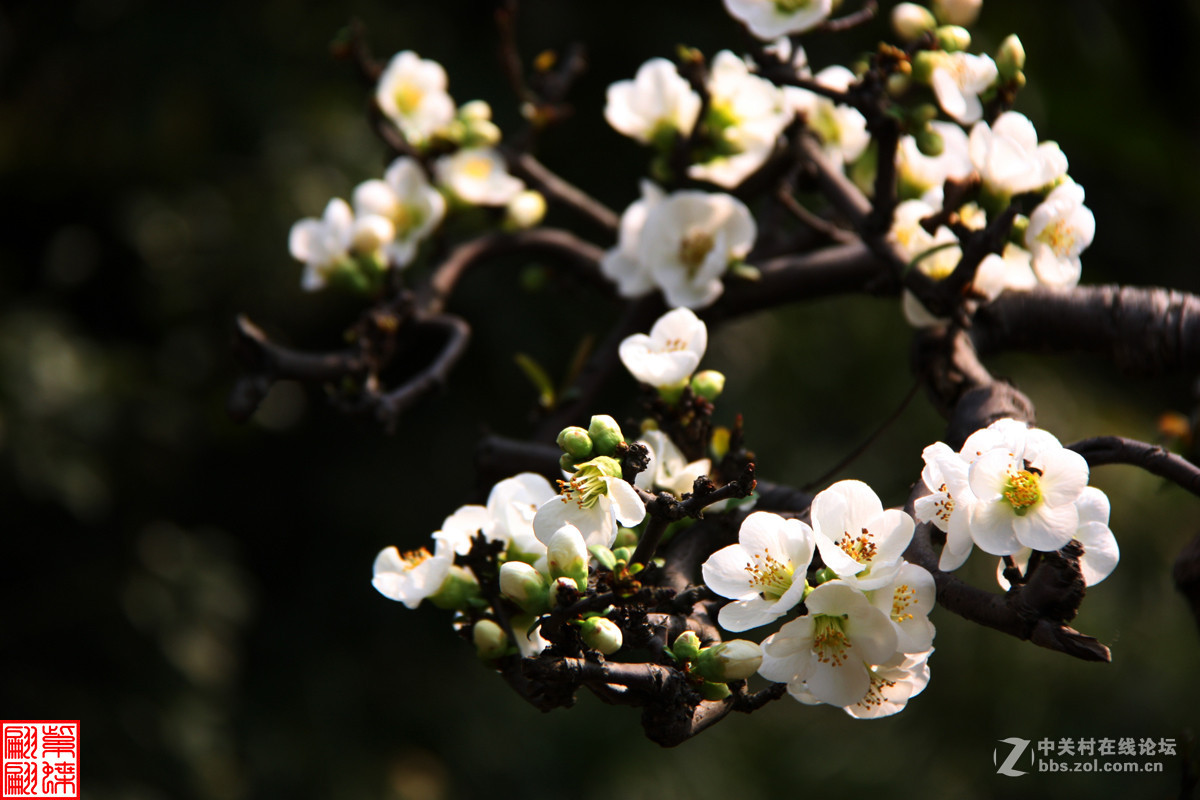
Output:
(2, 1), (1199, 798)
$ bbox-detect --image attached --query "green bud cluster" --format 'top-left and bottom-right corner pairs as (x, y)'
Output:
(556, 415), (626, 472)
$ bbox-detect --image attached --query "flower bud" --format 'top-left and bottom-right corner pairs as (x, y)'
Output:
(505, 190), (547, 230)
(614, 527), (639, 549)
(934, 25), (971, 52)
(459, 99), (493, 122)
(548, 525), (589, 591)
(473, 619), (508, 660)
(469, 119), (502, 147)
(996, 34), (1025, 80)
(932, 0), (981, 27)
(559, 453), (580, 473)
(891, 2), (936, 42)
(428, 565), (482, 611)
(693, 640), (763, 682)
(500, 560), (549, 614)
(580, 617), (624, 655)
(700, 681), (732, 701)
(350, 215), (395, 255)
(672, 631), (702, 662)
(910, 52), (938, 84)
(915, 126), (945, 157)
(549, 575), (580, 607)
(588, 415), (625, 456)
(690, 370), (726, 402)
(557, 426), (594, 459)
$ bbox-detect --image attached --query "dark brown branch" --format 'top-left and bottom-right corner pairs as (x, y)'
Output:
(1068, 436), (1200, 499)
(972, 285), (1200, 375)
(419, 227), (609, 314)
(370, 314), (471, 431)
(630, 465), (757, 567)
(818, 0), (878, 32)
(505, 151), (620, 234)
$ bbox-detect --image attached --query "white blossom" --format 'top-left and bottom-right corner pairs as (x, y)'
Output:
(605, 58), (701, 144)
(722, 0), (834, 40)
(810, 480), (915, 591)
(619, 307), (707, 389)
(435, 147), (524, 206)
(532, 461), (646, 548)
(702, 511), (816, 631)
(997, 486), (1119, 589)
(375, 51), (456, 146)
(635, 429), (712, 498)
(843, 650), (933, 719)
(289, 198), (356, 291)
(932, 0), (982, 27)
(1025, 181), (1095, 289)
(914, 441), (978, 570)
(353, 157), (445, 268)
(483, 473), (558, 558)
(868, 562), (936, 653)
(972, 243), (1038, 301)
(600, 181), (665, 298)
(897, 121), (972, 195)
(637, 189), (757, 309)
(758, 581), (900, 707)
(928, 51), (997, 125)
(969, 111), (1068, 197)
(786, 66), (870, 170)
(371, 539), (455, 609)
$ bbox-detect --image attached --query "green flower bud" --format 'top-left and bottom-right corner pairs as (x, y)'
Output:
(473, 619), (508, 660)
(559, 453), (580, 473)
(578, 455), (623, 481)
(693, 640), (763, 682)
(548, 526), (589, 591)
(557, 426), (595, 459)
(580, 617), (624, 655)
(690, 370), (726, 402)
(886, 72), (912, 98)
(611, 545), (634, 564)
(499, 560), (549, 614)
(428, 565), (482, 611)
(459, 99), (493, 123)
(672, 631), (702, 662)
(935, 25), (972, 53)
(812, 566), (838, 585)
(614, 527), (639, 549)
(588, 544), (617, 571)
(910, 51), (938, 85)
(588, 415), (625, 456)
(891, 2), (936, 42)
(700, 681), (732, 701)
(996, 34), (1026, 80)
(916, 126), (945, 157)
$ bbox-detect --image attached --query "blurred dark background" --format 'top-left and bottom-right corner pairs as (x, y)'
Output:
(2, 1), (1199, 798)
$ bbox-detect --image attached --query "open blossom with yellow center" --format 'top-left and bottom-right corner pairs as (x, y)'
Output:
(722, 0), (833, 40)
(914, 441), (981, 571)
(434, 147), (525, 207)
(966, 420), (1091, 555)
(869, 563), (936, 654)
(1025, 181), (1094, 289)
(811, 480), (915, 591)
(758, 581), (900, 708)
(371, 538), (455, 609)
(619, 307), (708, 389)
(996, 486), (1121, 591)
(604, 58), (701, 144)
(843, 650), (933, 719)
(703, 511), (816, 631)
(532, 457), (646, 549)
(375, 51), (456, 147)
(352, 157), (446, 269)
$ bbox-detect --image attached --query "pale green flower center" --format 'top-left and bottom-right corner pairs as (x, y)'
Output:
(1036, 219), (1077, 256)
(743, 548), (794, 601)
(774, 0), (813, 12)
(812, 614), (851, 666)
(556, 459), (619, 510)
(391, 204), (426, 236)
(1003, 468), (1042, 515)
(678, 229), (716, 275)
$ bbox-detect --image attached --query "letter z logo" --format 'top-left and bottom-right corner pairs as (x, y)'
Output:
(994, 737), (1032, 777)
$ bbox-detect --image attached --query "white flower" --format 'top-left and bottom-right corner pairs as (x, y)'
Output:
(888, 199), (961, 280)
(532, 460), (646, 548)
(844, 650), (933, 719)
(969, 111), (1068, 197)
(810, 480), (915, 591)
(483, 473), (558, 558)
(371, 539), (454, 609)
(289, 198), (355, 291)
(637, 190), (757, 309)
(432, 503), (490, 556)
(689, 51), (792, 188)
(967, 422), (1090, 554)
(723, 0), (834, 40)
(702, 511), (816, 631)
(786, 66), (870, 170)
(914, 441), (978, 570)
(600, 181), (665, 298)
(868, 562), (936, 653)
(353, 157), (445, 268)
(435, 147), (525, 206)
(635, 429), (712, 497)
(758, 581), (900, 707)
(972, 243), (1037, 301)
(928, 51), (997, 125)
(1025, 181), (1095, 289)
(619, 307), (707, 389)
(997, 486), (1119, 589)
(605, 58), (701, 144)
(375, 51), (457, 146)
(897, 121), (973, 195)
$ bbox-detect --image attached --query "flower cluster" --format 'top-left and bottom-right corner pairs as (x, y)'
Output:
(702, 481), (936, 718)
(289, 51), (541, 292)
(915, 418), (1118, 583)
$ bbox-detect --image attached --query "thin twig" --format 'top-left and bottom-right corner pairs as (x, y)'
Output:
(801, 380), (920, 491)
